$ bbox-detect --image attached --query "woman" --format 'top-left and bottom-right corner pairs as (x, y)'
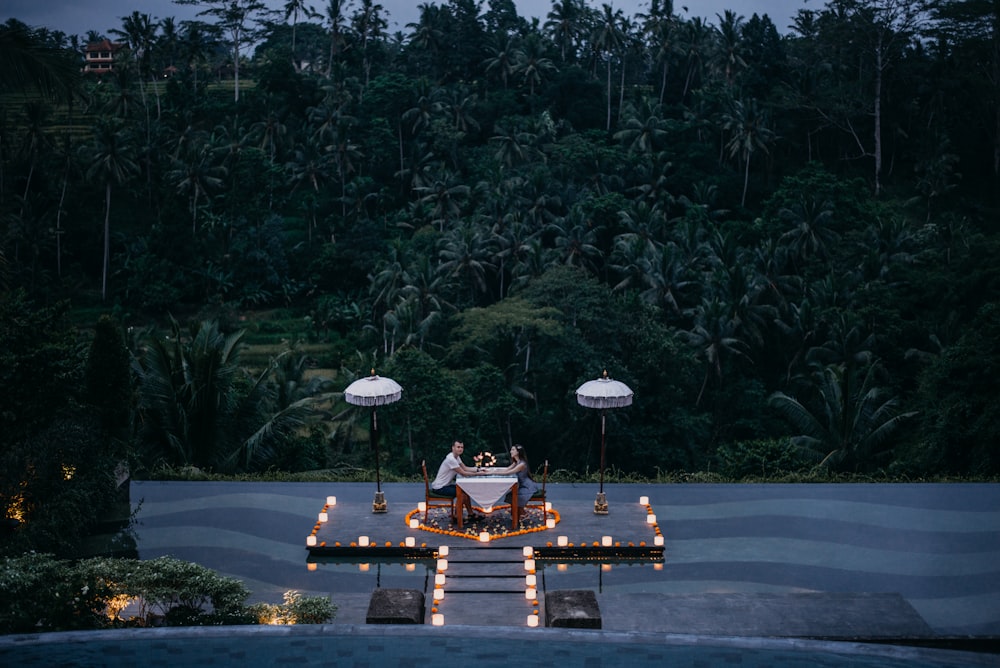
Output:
(494, 444), (539, 509)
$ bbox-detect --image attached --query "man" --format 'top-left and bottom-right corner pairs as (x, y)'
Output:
(431, 440), (482, 520)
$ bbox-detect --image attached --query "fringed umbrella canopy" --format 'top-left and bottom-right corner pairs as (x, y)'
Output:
(575, 370), (634, 508)
(342, 370), (402, 507)
(344, 372), (402, 407)
(575, 371), (633, 409)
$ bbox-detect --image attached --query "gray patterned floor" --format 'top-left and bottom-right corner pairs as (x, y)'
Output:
(3, 481), (997, 666)
(124, 480), (1000, 637)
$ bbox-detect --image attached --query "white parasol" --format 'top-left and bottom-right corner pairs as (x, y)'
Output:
(344, 369), (402, 512)
(576, 370), (633, 514)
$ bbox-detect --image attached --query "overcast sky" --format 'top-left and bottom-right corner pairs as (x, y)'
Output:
(5, 0), (812, 39)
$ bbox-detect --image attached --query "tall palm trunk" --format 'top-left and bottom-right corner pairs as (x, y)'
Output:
(102, 182), (112, 301)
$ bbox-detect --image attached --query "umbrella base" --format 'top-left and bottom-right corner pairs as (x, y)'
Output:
(593, 492), (609, 515)
(372, 491), (387, 513)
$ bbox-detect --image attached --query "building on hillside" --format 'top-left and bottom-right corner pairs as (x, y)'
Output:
(83, 39), (125, 75)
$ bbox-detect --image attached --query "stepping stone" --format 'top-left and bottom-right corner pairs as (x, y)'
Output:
(365, 588), (425, 624)
(545, 590), (601, 629)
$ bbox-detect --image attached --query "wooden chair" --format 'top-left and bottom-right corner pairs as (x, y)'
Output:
(421, 459), (455, 523)
(525, 460), (548, 513)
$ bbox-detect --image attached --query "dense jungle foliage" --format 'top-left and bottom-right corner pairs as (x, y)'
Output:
(3, 0), (1000, 555)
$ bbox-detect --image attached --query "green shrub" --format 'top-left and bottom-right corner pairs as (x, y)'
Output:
(248, 590), (336, 625)
(715, 439), (813, 479)
(0, 554), (264, 634)
(0, 553), (111, 634)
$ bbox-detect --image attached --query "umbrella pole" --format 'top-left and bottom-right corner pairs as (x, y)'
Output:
(599, 411), (606, 493)
(371, 409), (387, 513)
(595, 410), (609, 514)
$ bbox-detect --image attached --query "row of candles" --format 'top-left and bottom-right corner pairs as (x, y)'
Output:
(307, 495), (664, 547)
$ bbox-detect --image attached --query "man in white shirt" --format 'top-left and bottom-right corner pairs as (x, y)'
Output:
(431, 440), (483, 520)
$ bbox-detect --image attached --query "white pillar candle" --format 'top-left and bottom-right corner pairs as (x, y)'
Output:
(405, 536), (415, 547)
(646, 514), (657, 525)
(557, 536), (568, 547)
(525, 574), (536, 587)
(527, 615), (539, 627)
(326, 495), (337, 506)
(546, 518), (556, 529)
(601, 535), (612, 546)
(409, 518), (419, 529)
(525, 587), (537, 599)
(654, 535), (664, 546)
(438, 545), (449, 557)
(545, 502), (552, 511)
(437, 559), (448, 571)
(432, 613), (444, 626)
(306, 535), (317, 547)
(417, 502), (426, 512)
(639, 495), (649, 506)
(523, 559), (535, 571)
(359, 535), (370, 546)
(318, 512), (328, 523)
(522, 546), (534, 557)
(432, 588), (444, 601)
(479, 531), (490, 542)
(435, 573), (446, 586)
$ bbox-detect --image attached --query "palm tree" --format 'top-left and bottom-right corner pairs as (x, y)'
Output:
(778, 198), (839, 270)
(768, 362), (916, 472)
(681, 297), (750, 406)
(549, 210), (603, 275)
(514, 34), (557, 104)
(678, 16), (711, 100)
(399, 255), (451, 349)
(402, 92), (441, 137)
(490, 125), (540, 167)
(636, 242), (696, 316)
(437, 223), (494, 305)
(638, 0), (678, 104)
(283, 0), (318, 66)
(545, 0), (584, 63)
(713, 10), (746, 86)
(614, 100), (668, 154)
(167, 142), (227, 234)
(110, 11), (157, 119)
(484, 39), (522, 91)
(407, 3), (447, 78)
(437, 86), (480, 134)
(721, 97), (775, 206)
(352, 0), (388, 89)
(324, 0), (349, 76)
(0, 21), (80, 101)
(179, 20), (212, 90)
(415, 176), (470, 232)
(17, 101), (51, 220)
(85, 119), (139, 301)
(591, 3), (626, 131)
(135, 319), (328, 472)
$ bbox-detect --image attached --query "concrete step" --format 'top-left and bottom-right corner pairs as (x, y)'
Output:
(430, 591), (541, 628)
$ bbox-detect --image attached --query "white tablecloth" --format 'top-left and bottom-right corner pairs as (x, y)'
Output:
(457, 475), (517, 508)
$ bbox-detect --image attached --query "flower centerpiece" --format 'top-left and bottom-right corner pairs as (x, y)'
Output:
(473, 451), (497, 470)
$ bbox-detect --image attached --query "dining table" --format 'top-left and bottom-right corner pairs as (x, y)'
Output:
(455, 474), (518, 529)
